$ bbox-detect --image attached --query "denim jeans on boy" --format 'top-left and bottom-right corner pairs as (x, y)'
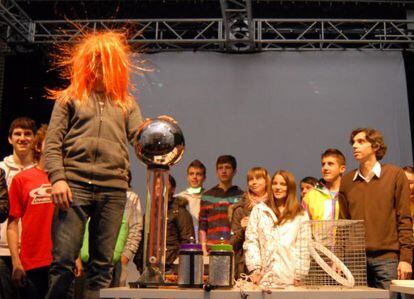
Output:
(367, 257), (398, 299)
(0, 256), (19, 299)
(20, 266), (49, 299)
(46, 182), (126, 299)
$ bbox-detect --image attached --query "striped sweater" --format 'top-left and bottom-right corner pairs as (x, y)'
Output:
(199, 185), (243, 244)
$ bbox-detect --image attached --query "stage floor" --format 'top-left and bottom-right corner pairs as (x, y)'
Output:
(100, 286), (389, 299)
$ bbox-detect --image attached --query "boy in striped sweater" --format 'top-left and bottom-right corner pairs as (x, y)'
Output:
(199, 155), (243, 254)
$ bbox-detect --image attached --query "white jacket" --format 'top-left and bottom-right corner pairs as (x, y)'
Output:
(244, 202), (311, 288)
(0, 155), (35, 188)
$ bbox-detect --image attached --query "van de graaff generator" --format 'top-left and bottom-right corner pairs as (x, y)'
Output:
(134, 116), (185, 287)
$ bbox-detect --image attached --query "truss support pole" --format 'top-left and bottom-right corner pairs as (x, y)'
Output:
(220, 0), (255, 52)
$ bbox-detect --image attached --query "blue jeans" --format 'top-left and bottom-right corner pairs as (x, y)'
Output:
(110, 261), (123, 287)
(20, 266), (49, 299)
(46, 183), (126, 299)
(70, 260), (124, 299)
(367, 257), (397, 298)
(0, 256), (19, 299)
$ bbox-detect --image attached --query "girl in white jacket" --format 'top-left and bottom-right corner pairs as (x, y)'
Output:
(244, 170), (310, 288)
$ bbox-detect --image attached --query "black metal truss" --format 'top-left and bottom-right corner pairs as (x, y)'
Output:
(1, 0), (414, 51)
(0, 0), (33, 43)
(220, 0), (254, 52)
(30, 18), (414, 51)
(256, 19), (414, 50)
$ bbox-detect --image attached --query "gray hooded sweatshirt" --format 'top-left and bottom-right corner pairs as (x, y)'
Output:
(45, 95), (143, 190)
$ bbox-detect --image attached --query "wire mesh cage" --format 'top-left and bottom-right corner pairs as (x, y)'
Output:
(298, 219), (367, 288)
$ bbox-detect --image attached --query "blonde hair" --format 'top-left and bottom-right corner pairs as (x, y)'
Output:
(245, 167), (272, 208)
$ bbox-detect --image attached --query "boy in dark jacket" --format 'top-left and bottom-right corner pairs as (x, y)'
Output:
(134, 175), (194, 274)
(165, 175), (194, 272)
(229, 195), (252, 278)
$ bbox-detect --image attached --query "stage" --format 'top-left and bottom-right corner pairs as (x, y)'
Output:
(100, 286), (389, 299)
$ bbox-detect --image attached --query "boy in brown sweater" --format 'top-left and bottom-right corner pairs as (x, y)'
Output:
(339, 128), (412, 291)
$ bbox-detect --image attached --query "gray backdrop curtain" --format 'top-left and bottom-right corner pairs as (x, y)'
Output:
(129, 51), (412, 199)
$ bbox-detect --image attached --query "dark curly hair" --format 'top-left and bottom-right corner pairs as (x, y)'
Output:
(350, 128), (387, 161)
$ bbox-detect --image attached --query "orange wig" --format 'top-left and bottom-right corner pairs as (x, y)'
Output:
(49, 31), (135, 110)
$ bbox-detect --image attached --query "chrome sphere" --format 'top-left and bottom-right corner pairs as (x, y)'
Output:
(134, 117), (185, 168)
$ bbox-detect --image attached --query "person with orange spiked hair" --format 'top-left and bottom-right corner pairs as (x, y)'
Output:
(44, 31), (143, 299)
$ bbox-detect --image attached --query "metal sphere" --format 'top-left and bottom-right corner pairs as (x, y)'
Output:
(134, 117), (185, 168)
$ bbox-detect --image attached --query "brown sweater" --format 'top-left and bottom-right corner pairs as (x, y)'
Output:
(339, 164), (413, 263)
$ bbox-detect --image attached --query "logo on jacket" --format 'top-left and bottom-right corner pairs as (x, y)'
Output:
(30, 184), (52, 205)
